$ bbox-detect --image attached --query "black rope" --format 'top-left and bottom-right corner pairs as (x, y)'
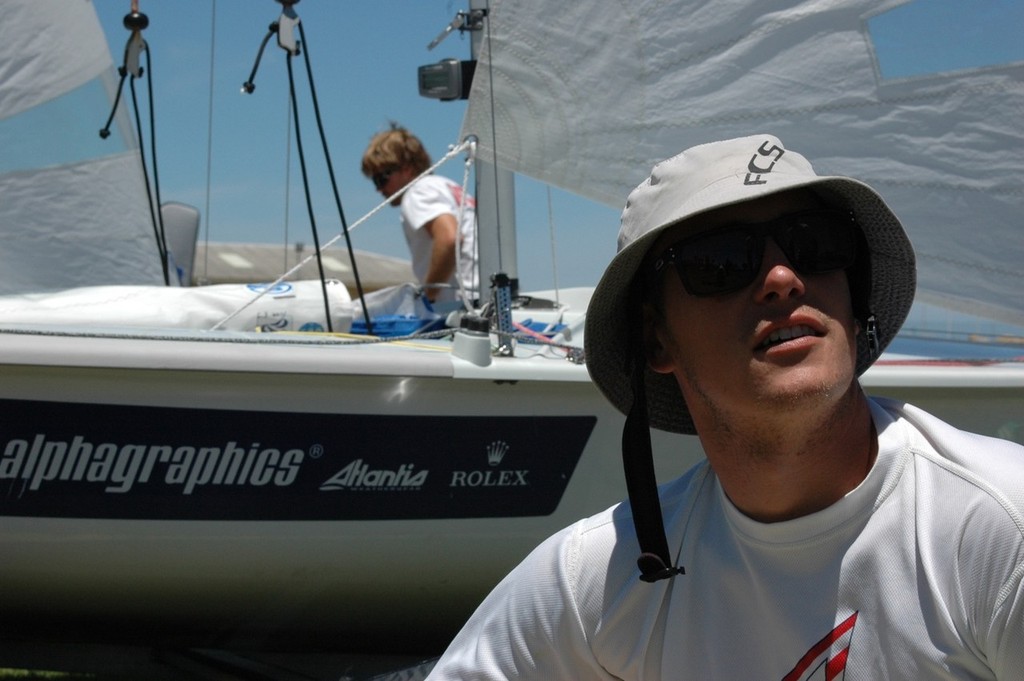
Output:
(241, 10), (379, 334)
(142, 46), (170, 285)
(241, 26), (275, 95)
(284, 52), (333, 332)
(98, 75), (128, 139)
(127, 52), (170, 286)
(296, 22), (374, 334)
(99, 11), (170, 286)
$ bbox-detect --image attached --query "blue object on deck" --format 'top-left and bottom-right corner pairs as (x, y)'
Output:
(351, 315), (444, 337)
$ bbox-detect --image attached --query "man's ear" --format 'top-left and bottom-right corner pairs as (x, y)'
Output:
(643, 302), (675, 374)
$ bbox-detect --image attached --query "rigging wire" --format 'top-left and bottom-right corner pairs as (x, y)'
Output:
(200, 0), (217, 285)
(283, 99), (292, 274)
(546, 185), (561, 306)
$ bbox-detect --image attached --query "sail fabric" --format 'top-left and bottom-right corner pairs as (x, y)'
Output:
(0, 280), (353, 333)
(0, 0), (167, 294)
(0, 1), (110, 120)
(461, 0), (1024, 325)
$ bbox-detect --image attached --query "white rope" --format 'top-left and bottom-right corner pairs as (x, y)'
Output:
(209, 138), (474, 331)
(454, 136), (478, 312)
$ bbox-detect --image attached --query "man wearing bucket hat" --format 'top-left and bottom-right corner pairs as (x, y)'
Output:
(425, 135), (1024, 679)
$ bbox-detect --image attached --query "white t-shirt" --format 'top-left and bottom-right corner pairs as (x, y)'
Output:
(426, 397), (1024, 680)
(399, 174), (478, 304)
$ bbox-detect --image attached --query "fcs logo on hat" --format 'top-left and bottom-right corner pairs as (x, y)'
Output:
(744, 140), (786, 186)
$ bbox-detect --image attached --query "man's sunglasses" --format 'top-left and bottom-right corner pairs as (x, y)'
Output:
(651, 209), (859, 296)
(372, 168), (397, 190)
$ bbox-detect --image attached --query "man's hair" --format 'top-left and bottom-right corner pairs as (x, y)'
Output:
(361, 124), (432, 176)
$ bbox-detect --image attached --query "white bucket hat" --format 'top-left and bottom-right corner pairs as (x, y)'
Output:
(585, 134), (917, 436)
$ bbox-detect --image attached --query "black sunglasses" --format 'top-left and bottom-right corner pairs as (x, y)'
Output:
(651, 209), (859, 296)
(371, 168), (397, 190)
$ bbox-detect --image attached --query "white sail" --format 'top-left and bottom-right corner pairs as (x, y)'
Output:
(461, 0), (1024, 325)
(0, 0), (166, 294)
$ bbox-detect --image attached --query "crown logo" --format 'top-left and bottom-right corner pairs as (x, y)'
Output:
(487, 440), (509, 466)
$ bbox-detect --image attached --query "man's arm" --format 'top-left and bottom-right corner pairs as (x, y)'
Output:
(421, 213), (459, 302)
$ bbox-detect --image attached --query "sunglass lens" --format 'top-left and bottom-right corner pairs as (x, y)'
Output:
(780, 214), (857, 274)
(676, 230), (760, 295)
(666, 210), (857, 296)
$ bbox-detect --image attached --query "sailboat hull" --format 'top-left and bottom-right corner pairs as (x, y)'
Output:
(2, 325), (1022, 652)
(0, 326), (699, 651)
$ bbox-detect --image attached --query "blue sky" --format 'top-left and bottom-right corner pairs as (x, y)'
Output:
(92, 0), (618, 290)
(91, 0), (1023, 291)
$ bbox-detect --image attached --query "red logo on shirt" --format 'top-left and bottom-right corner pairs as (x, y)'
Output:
(448, 182), (476, 209)
(781, 612), (858, 681)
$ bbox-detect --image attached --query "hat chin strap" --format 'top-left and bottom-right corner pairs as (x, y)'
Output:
(864, 313), (880, 357)
(623, 370), (686, 582)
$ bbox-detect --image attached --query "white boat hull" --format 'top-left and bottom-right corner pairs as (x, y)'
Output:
(0, 324), (695, 652)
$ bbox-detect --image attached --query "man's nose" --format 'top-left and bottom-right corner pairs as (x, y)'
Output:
(754, 238), (805, 303)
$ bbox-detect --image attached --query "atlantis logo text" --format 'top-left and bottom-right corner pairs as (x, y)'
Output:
(320, 459), (428, 491)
